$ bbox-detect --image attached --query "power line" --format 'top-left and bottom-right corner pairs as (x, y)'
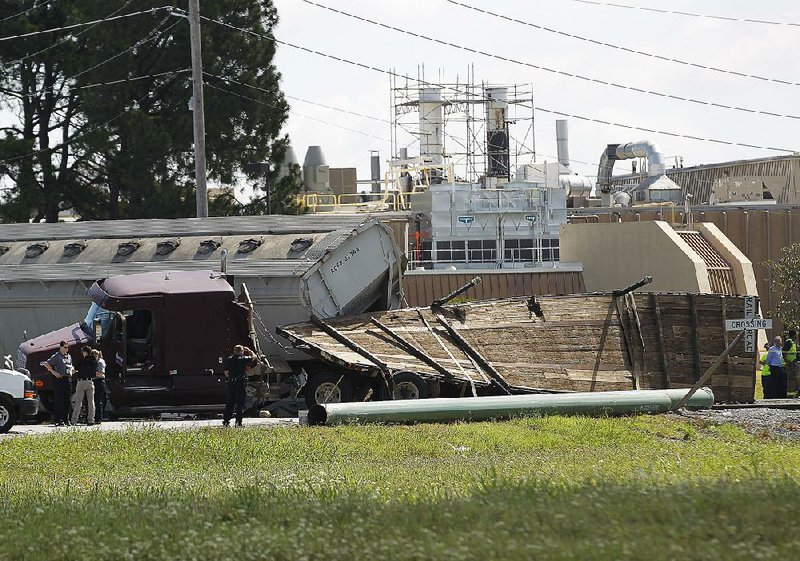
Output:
(527, 104), (795, 153)
(4, 0), (135, 66)
(567, 0), (800, 28)
(199, 15), (796, 154)
(0, 0), (56, 23)
(204, 72), (390, 124)
(204, 81), (390, 142)
(299, 0), (800, 122)
(446, 0), (799, 87)
(71, 17), (176, 81)
(8, 68), (190, 100)
(0, 7), (170, 42)
(0, 81), (180, 167)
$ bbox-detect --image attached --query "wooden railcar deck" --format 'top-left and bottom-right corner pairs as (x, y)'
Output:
(278, 292), (757, 402)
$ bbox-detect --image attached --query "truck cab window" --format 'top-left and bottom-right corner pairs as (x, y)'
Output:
(126, 309), (154, 368)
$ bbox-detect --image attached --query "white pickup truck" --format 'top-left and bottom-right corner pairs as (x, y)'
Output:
(0, 356), (38, 433)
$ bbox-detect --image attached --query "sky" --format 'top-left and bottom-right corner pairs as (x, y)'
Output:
(270, 0), (800, 183)
(2, 0), (799, 196)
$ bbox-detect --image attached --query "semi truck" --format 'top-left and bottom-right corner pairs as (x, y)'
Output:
(17, 218), (405, 417)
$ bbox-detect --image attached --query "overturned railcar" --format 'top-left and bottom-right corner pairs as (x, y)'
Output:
(8, 216), (404, 414)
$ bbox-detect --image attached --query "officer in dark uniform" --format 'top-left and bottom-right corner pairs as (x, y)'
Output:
(222, 345), (257, 427)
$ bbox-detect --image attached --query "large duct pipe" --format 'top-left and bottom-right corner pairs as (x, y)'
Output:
(485, 87), (510, 180)
(419, 88), (444, 168)
(370, 151), (381, 193)
(596, 140), (665, 205)
(617, 141), (665, 176)
(307, 388), (714, 426)
(556, 119), (570, 168)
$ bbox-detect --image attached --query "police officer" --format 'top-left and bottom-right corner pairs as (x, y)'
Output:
(783, 330), (798, 395)
(766, 336), (787, 399)
(44, 341), (73, 426)
(222, 345), (257, 427)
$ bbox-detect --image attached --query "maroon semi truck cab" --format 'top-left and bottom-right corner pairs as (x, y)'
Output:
(19, 270), (256, 416)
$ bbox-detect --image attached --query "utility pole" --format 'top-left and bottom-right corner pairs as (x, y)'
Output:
(188, 0), (208, 218)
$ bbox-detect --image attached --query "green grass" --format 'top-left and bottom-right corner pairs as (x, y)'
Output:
(2, 416), (800, 560)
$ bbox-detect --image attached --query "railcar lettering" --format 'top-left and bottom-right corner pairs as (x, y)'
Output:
(329, 246), (360, 275)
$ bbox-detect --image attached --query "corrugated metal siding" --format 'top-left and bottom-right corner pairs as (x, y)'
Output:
(402, 270), (586, 307)
(610, 155), (800, 204)
(0, 213), (408, 242)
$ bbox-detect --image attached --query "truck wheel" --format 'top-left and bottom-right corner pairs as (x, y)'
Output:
(391, 371), (430, 400)
(304, 373), (354, 408)
(0, 395), (18, 434)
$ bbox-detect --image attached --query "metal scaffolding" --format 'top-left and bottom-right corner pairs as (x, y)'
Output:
(389, 66), (536, 184)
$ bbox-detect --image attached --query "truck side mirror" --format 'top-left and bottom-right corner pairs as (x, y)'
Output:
(93, 318), (102, 341)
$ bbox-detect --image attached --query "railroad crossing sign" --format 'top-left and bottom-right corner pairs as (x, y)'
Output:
(743, 295), (758, 352)
(725, 318), (772, 331)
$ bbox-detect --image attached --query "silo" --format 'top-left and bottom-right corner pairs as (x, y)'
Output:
(418, 88), (444, 168)
(485, 87), (510, 180)
(303, 146), (331, 193)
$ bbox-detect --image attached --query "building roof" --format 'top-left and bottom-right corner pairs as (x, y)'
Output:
(0, 213), (400, 243)
(99, 270), (234, 298)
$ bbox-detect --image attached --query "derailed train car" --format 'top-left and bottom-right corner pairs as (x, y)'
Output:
(5, 215), (404, 415)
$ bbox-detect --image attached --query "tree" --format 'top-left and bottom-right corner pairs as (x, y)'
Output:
(765, 243), (800, 331)
(0, 0), (302, 222)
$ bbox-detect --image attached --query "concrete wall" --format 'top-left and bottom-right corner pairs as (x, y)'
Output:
(559, 221), (710, 293)
(694, 222), (758, 296)
(568, 206), (798, 337)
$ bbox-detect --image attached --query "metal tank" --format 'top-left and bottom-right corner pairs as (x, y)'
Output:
(302, 145), (331, 193)
(279, 143), (300, 179)
(0, 215), (404, 362)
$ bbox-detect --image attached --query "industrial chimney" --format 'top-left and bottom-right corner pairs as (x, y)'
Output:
(485, 87), (510, 181)
(556, 120), (570, 169)
(419, 88), (444, 166)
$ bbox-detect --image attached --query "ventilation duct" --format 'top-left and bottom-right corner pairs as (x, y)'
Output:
(596, 141), (679, 205)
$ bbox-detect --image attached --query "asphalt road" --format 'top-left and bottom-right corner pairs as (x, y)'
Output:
(1, 416), (298, 438)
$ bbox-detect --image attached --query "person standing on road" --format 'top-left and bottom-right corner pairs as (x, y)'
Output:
(92, 349), (107, 424)
(223, 345), (257, 427)
(44, 341), (73, 426)
(72, 346), (97, 425)
(783, 330), (798, 396)
(766, 336), (786, 399)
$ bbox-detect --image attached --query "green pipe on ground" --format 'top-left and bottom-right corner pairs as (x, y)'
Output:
(307, 388), (714, 426)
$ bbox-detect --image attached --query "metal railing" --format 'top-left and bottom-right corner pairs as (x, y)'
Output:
(298, 192), (398, 213)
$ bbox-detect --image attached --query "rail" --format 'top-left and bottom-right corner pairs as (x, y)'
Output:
(298, 192), (398, 213)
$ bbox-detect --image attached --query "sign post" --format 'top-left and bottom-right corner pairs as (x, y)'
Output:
(744, 296), (757, 353)
(725, 318), (772, 331)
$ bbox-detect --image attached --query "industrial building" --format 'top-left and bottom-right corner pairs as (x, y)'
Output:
(608, 154), (800, 205)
